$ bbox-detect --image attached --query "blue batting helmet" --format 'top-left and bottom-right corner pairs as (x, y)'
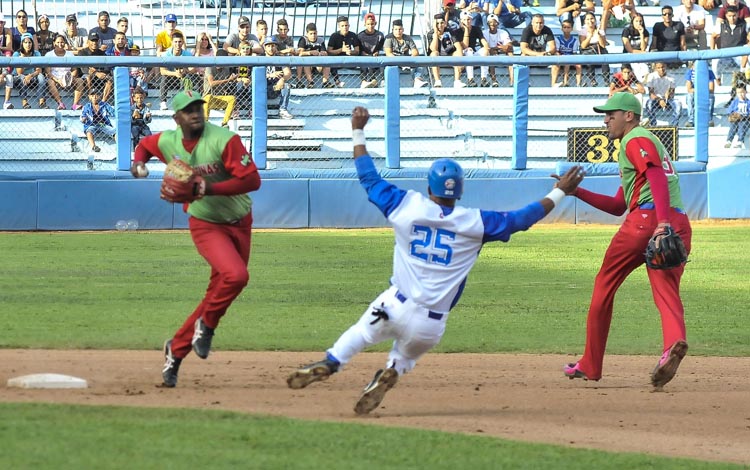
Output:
(428, 158), (464, 199)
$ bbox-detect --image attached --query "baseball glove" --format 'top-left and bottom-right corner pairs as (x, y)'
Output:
(729, 112), (743, 123)
(645, 225), (688, 270)
(160, 159), (206, 203)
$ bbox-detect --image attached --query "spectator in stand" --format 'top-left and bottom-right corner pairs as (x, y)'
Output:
(459, 10), (490, 87)
(384, 19), (428, 88)
(79, 32), (113, 102)
(712, 7), (750, 80)
(156, 13), (182, 56)
(89, 11), (116, 51)
(116, 17), (134, 49)
(579, 12), (610, 87)
(275, 19), (296, 56)
(264, 37), (293, 120)
(192, 31), (217, 83)
(235, 40), (254, 116)
(35, 14), (55, 56)
(609, 63), (645, 97)
(483, 14), (515, 87)
(520, 14), (560, 87)
(465, 0), (493, 29)
(46, 34), (85, 110)
(699, 0), (720, 13)
(224, 16), (261, 56)
(106, 32), (131, 56)
(427, 13), (465, 88)
(61, 14), (87, 54)
(203, 49), (237, 127)
(600, 0), (637, 35)
(556, 0), (594, 28)
(441, 0), (463, 37)
(673, 0), (709, 50)
(129, 45), (149, 93)
(651, 5), (686, 68)
(556, 19), (582, 87)
(255, 19), (269, 46)
(296, 22), (333, 89)
(358, 13), (385, 88)
(327, 16), (361, 88)
(159, 31), (198, 111)
(725, 84), (750, 148)
(81, 88), (116, 152)
(622, 13), (650, 81)
(11, 9), (38, 51)
(4, 33), (44, 109)
(714, 0), (750, 31)
(0, 14), (12, 58)
(130, 87), (152, 149)
(495, 0), (533, 29)
(642, 62), (682, 126)
(685, 61), (717, 127)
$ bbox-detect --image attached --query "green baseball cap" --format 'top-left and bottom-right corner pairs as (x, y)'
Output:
(593, 92), (642, 115)
(172, 90), (205, 112)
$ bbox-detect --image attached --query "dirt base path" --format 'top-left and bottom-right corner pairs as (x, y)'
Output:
(1, 350), (748, 465)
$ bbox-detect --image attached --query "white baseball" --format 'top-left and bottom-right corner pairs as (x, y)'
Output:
(136, 165), (149, 178)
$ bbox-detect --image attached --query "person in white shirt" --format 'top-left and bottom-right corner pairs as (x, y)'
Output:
(642, 62), (682, 126)
(673, 0), (710, 50)
(483, 14), (515, 87)
(45, 34), (85, 110)
(286, 106), (584, 415)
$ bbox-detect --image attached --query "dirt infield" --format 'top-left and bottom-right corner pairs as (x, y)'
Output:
(2, 350), (748, 465)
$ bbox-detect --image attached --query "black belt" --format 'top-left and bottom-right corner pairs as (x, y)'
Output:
(395, 290), (444, 320)
(639, 202), (685, 215)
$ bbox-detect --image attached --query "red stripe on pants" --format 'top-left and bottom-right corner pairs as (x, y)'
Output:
(577, 208), (691, 380)
(170, 212), (253, 358)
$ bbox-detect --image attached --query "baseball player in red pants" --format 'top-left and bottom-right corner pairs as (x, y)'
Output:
(130, 91), (261, 387)
(563, 93), (692, 389)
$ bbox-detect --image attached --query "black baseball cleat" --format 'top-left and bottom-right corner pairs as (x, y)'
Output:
(354, 368), (398, 415)
(651, 340), (688, 388)
(162, 340), (182, 388)
(192, 317), (214, 359)
(287, 358), (340, 389)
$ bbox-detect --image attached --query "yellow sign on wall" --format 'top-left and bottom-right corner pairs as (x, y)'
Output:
(566, 127), (678, 163)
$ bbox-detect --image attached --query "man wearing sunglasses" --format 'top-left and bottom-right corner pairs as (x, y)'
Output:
(651, 6), (687, 53)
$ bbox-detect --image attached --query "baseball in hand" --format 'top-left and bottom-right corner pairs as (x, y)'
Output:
(135, 165), (149, 178)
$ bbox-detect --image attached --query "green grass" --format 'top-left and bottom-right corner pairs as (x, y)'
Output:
(0, 227), (748, 356)
(1, 227), (748, 469)
(0, 403), (743, 470)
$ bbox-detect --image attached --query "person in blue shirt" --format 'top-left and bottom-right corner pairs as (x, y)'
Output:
(725, 84), (750, 148)
(286, 106), (585, 415)
(81, 88), (116, 152)
(493, 0), (533, 28)
(158, 31), (197, 110)
(685, 61), (716, 127)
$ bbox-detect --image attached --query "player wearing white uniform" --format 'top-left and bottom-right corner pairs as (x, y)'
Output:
(287, 107), (585, 415)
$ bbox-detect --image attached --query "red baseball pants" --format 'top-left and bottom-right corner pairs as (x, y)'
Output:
(170, 212), (253, 358)
(577, 207), (692, 380)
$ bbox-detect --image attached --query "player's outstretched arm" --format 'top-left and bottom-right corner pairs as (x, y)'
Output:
(351, 106), (370, 159)
(542, 165), (585, 214)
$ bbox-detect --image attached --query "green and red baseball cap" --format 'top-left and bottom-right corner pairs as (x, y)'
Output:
(593, 92), (642, 115)
(172, 90), (205, 112)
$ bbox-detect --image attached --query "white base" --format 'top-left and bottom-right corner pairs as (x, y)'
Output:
(7, 373), (88, 389)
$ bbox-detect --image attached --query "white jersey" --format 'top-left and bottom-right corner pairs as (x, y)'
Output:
(388, 190), (485, 313)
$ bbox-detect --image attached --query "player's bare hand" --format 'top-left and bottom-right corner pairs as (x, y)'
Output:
(351, 107), (370, 130)
(551, 165), (585, 194)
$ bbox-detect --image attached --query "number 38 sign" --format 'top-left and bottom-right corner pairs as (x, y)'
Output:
(566, 127), (678, 163)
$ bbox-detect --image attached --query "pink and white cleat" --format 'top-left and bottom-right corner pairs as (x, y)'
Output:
(651, 340), (688, 389)
(563, 362), (592, 380)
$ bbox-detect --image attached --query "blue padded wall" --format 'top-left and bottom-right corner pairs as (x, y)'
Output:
(708, 160), (750, 218)
(0, 181), (38, 230)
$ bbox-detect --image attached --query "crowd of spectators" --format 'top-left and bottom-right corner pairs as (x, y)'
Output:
(3, 3), (750, 144)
